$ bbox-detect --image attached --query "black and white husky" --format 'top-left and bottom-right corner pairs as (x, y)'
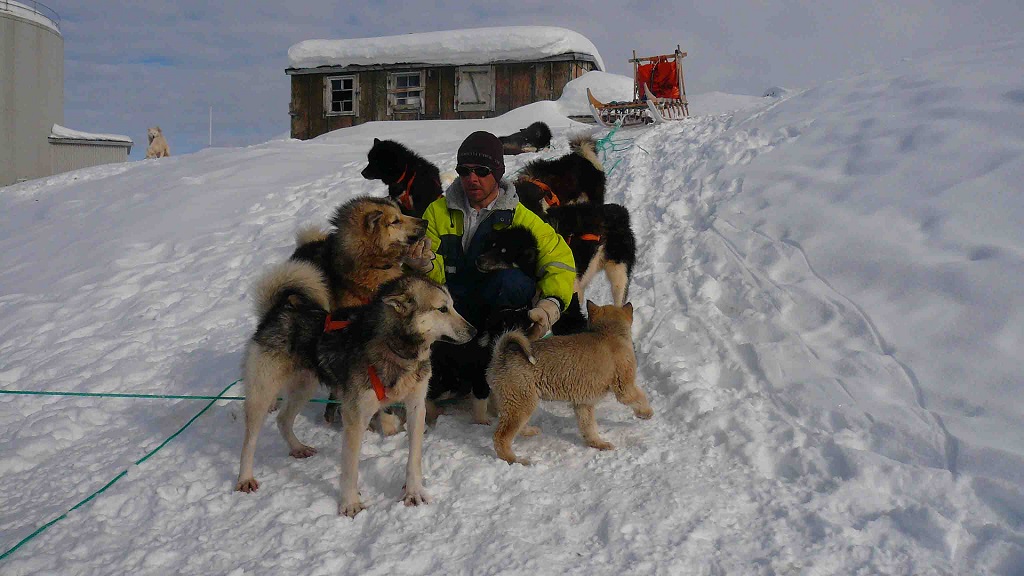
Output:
(235, 265), (475, 517)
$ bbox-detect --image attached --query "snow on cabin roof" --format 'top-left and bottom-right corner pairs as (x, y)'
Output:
(49, 124), (133, 144)
(288, 26), (604, 72)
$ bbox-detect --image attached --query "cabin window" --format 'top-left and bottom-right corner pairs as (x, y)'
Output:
(388, 71), (425, 115)
(456, 66), (494, 112)
(325, 75), (358, 116)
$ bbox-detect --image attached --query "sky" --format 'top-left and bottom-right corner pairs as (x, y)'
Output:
(49, 0), (1024, 159)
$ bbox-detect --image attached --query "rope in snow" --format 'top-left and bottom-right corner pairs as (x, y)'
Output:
(0, 379), (240, 564)
(594, 123), (648, 178)
(0, 389), (340, 403)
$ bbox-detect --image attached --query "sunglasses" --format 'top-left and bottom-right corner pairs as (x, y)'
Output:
(455, 165), (493, 178)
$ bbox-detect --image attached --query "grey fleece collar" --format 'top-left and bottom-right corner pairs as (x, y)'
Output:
(443, 178), (520, 214)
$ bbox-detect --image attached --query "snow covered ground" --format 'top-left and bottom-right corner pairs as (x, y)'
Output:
(2, 40), (1023, 575)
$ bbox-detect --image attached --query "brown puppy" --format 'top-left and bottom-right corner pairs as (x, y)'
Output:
(488, 301), (653, 465)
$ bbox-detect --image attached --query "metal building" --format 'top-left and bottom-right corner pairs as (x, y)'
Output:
(48, 124), (132, 173)
(0, 1), (64, 187)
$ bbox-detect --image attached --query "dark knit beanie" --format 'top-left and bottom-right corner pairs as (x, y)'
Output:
(457, 131), (505, 181)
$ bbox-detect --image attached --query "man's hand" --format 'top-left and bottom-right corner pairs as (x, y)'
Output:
(526, 298), (561, 340)
(404, 237), (435, 273)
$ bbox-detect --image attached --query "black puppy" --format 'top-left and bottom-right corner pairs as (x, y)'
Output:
(361, 138), (442, 217)
(476, 225), (539, 274)
(499, 121), (553, 155)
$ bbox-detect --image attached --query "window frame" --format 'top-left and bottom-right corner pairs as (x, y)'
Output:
(325, 75), (358, 116)
(387, 71), (426, 115)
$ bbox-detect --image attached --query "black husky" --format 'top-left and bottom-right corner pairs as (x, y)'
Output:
(361, 138), (442, 218)
(514, 134), (605, 216)
(545, 203), (637, 335)
(499, 121), (553, 155)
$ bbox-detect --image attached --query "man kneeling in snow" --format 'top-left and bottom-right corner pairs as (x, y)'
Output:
(406, 131), (576, 422)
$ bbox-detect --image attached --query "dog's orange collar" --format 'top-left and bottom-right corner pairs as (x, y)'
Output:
(565, 233), (602, 244)
(521, 177), (560, 208)
(368, 365), (387, 401)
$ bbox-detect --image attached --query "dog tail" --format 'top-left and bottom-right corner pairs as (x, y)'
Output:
(569, 133), (603, 172)
(494, 330), (536, 365)
(295, 224), (330, 247)
(252, 260), (330, 318)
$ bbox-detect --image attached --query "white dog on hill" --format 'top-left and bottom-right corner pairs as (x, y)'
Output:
(145, 126), (171, 158)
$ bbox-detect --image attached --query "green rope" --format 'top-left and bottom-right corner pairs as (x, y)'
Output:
(0, 389), (341, 404)
(0, 379), (240, 563)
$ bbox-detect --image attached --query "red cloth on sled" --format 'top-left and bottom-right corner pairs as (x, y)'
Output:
(636, 57), (680, 100)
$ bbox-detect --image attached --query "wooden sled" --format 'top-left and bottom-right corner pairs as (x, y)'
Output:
(588, 46), (690, 127)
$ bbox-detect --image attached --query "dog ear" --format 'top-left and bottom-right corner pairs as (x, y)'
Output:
(382, 293), (411, 315)
(586, 299), (598, 318)
(622, 302), (633, 321)
(364, 209), (385, 230)
(374, 137), (380, 144)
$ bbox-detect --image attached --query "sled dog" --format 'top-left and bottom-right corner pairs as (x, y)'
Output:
(488, 301), (652, 465)
(514, 134), (605, 216)
(545, 203), (636, 334)
(236, 271), (475, 517)
(290, 196), (430, 424)
(499, 121), (553, 155)
(145, 126), (170, 158)
(361, 138), (443, 218)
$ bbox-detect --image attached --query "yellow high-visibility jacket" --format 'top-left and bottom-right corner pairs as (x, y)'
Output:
(422, 179), (576, 311)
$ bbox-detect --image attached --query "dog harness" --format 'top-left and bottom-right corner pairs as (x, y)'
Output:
(368, 365), (388, 401)
(394, 165), (443, 213)
(321, 313), (389, 402)
(520, 177), (561, 208)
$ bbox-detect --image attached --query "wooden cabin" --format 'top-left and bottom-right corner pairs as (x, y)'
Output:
(286, 27), (603, 140)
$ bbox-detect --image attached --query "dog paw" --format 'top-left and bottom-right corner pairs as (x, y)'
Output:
(289, 445), (317, 458)
(472, 416), (493, 426)
(235, 478), (260, 492)
(324, 405), (342, 425)
(339, 499), (366, 518)
(498, 453), (531, 466)
(519, 425), (541, 437)
(587, 439), (616, 451)
(402, 488), (432, 507)
(635, 407), (654, 420)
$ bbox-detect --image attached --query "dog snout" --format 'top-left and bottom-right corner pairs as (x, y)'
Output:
(360, 165), (376, 179)
(410, 218), (427, 240)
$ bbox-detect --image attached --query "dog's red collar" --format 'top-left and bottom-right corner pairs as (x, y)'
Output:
(368, 365), (388, 401)
(324, 313), (352, 333)
(521, 177), (561, 208)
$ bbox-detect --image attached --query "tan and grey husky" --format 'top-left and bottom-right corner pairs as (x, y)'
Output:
(488, 301), (652, 465)
(235, 268), (475, 517)
(291, 196), (430, 425)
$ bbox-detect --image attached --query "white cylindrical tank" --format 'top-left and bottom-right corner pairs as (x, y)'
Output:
(0, 1), (63, 187)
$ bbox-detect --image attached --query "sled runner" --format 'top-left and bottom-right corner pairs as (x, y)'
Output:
(587, 46), (690, 127)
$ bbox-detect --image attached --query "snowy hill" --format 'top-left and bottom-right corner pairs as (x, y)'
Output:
(1, 40), (1023, 574)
